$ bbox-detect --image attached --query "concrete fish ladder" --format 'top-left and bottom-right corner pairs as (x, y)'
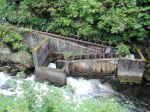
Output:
(56, 59), (118, 76)
(117, 58), (145, 84)
(21, 31), (145, 85)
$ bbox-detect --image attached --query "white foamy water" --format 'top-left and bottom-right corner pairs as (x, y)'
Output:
(48, 63), (56, 69)
(125, 54), (135, 59)
(0, 72), (51, 106)
(0, 72), (13, 95)
(65, 77), (119, 101)
(0, 73), (8, 85)
(47, 63), (119, 100)
(0, 71), (119, 101)
(0, 72), (29, 96)
(0, 72), (148, 112)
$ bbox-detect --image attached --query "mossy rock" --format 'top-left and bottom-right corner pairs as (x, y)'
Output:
(0, 49), (34, 74)
(8, 51), (33, 68)
(0, 42), (8, 48)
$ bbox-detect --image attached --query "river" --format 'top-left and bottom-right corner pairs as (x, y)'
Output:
(0, 71), (150, 112)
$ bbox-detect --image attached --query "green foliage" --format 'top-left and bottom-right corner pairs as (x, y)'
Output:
(0, 80), (128, 112)
(80, 99), (126, 112)
(116, 44), (130, 55)
(63, 51), (72, 59)
(0, 0), (47, 30)
(16, 72), (27, 78)
(136, 0), (150, 43)
(0, 0), (150, 46)
(0, 23), (28, 51)
(18, 27), (32, 33)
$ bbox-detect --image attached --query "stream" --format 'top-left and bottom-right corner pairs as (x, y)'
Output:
(0, 70), (150, 112)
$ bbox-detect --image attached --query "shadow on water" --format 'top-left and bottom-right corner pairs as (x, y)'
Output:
(66, 75), (150, 112)
(96, 77), (150, 112)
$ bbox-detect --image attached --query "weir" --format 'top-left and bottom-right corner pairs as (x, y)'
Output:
(22, 30), (145, 85)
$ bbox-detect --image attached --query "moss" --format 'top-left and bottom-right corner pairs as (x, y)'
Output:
(118, 76), (142, 84)
(32, 38), (48, 52)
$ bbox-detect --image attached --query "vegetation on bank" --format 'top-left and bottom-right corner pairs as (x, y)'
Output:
(0, 79), (128, 112)
(0, 0), (149, 111)
(0, 23), (28, 51)
(0, 0), (150, 47)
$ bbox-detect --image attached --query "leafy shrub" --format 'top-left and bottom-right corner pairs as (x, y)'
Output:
(0, 0), (149, 46)
(0, 23), (28, 51)
(63, 51), (72, 59)
(0, 0), (47, 30)
(116, 44), (130, 55)
(137, 0), (150, 44)
(0, 80), (128, 112)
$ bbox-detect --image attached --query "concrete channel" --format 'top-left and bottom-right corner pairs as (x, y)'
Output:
(22, 31), (145, 85)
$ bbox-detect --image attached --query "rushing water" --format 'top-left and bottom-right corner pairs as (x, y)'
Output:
(0, 70), (150, 112)
(65, 77), (121, 100)
(0, 72), (35, 96)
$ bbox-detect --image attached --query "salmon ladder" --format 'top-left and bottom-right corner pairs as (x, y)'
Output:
(22, 30), (145, 85)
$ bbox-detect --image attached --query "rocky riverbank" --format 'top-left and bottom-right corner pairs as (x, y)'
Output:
(0, 46), (34, 75)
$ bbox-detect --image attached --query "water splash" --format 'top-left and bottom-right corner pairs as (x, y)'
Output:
(0, 72), (13, 95)
(0, 72), (119, 99)
(0, 72), (149, 112)
(0, 72), (36, 96)
(65, 77), (120, 101)
(48, 63), (56, 69)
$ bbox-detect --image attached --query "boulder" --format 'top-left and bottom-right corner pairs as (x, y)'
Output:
(0, 48), (12, 63)
(8, 51), (33, 68)
(0, 47), (34, 73)
(0, 48), (12, 54)
(35, 68), (66, 86)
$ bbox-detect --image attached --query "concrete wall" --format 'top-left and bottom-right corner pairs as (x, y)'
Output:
(56, 59), (118, 76)
(23, 32), (111, 69)
(22, 31), (146, 84)
(117, 59), (145, 84)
